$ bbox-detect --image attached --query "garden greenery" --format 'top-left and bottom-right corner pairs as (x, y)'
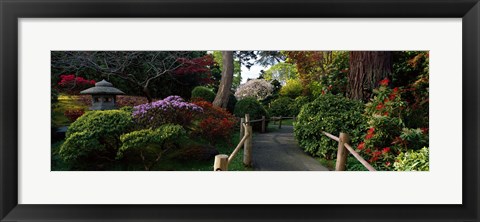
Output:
(191, 86), (216, 102)
(59, 110), (133, 168)
(118, 124), (186, 170)
(294, 94), (365, 159)
(269, 97), (294, 117)
(234, 97), (269, 131)
(393, 147), (429, 171)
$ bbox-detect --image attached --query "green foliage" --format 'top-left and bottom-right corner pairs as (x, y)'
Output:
(191, 86), (215, 102)
(118, 124), (185, 157)
(400, 128), (428, 150)
(394, 147), (429, 171)
(59, 110), (133, 168)
(269, 97), (294, 117)
(234, 97), (269, 131)
(262, 62), (298, 84)
(280, 79), (303, 99)
(290, 96), (311, 116)
(294, 94), (365, 159)
(60, 131), (105, 164)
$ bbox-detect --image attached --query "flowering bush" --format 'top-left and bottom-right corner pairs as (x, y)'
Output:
(355, 78), (429, 171)
(132, 95), (203, 129)
(57, 74), (95, 94)
(64, 108), (85, 122)
(193, 100), (237, 144)
(235, 79), (274, 100)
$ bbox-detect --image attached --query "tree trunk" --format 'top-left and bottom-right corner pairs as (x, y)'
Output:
(213, 51), (234, 108)
(347, 51), (392, 101)
(143, 86), (153, 103)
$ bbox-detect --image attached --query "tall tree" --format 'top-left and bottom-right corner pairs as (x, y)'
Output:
(347, 51), (393, 100)
(213, 51), (234, 108)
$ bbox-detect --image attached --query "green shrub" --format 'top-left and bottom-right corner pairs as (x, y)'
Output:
(290, 96), (311, 116)
(394, 147), (429, 171)
(118, 124), (186, 170)
(234, 97), (269, 131)
(294, 94), (365, 159)
(191, 86), (215, 102)
(280, 79), (303, 98)
(269, 97), (294, 117)
(59, 110), (133, 168)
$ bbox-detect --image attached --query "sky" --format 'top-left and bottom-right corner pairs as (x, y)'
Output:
(240, 63), (271, 84)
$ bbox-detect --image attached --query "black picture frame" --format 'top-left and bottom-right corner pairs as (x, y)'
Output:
(1, 0), (479, 221)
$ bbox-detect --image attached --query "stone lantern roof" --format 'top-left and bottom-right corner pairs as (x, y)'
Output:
(80, 79), (125, 95)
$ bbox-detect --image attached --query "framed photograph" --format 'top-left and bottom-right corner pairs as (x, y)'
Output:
(1, 0), (479, 221)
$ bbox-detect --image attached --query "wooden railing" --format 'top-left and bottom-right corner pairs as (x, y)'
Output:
(271, 116), (296, 129)
(213, 114), (253, 171)
(321, 131), (376, 171)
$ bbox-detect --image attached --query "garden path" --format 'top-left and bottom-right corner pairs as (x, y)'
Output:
(251, 125), (329, 171)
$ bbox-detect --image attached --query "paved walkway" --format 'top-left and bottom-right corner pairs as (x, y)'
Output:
(251, 125), (330, 171)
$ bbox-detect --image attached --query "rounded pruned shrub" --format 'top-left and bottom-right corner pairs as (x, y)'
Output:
(117, 124), (186, 170)
(269, 97), (294, 117)
(191, 86), (215, 102)
(60, 110), (133, 168)
(294, 94), (366, 159)
(234, 97), (269, 131)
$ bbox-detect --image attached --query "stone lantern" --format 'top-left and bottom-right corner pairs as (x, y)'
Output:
(80, 79), (125, 110)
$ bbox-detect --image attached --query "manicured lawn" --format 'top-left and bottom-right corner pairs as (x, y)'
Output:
(52, 94), (88, 127)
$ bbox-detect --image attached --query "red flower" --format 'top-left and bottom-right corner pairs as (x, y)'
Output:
(389, 94), (396, 100)
(385, 162), (391, 167)
(421, 128), (429, 134)
(379, 78), (390, 86)
(373, 151), (382, 157)
(365, 134), (373, 140)
(367, 128), (375, 134)
(365, 149), (371, 154)
(393, 87), (399, 93)
(382, 147), (391, 153)
(357, 142), (365, 150)
(376, 103), (384, 110)
(383, 112), (389, 116)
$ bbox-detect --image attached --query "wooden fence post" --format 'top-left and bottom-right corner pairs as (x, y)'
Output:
(240, 117), (245, 139)
(278, 116), (282, 129)
(261, 116), (266, 133)
(243, 114), (250, 151)
(335, 132), (350, 171)
(243, 125), (253, 166)
(213, 154), (229, 171)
